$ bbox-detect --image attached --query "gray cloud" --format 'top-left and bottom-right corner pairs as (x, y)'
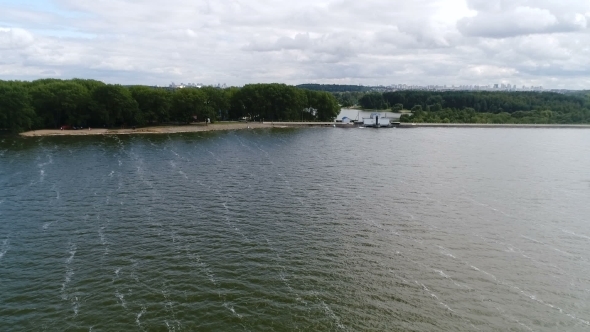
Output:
(0, 0), (589, 88)
(458, 5), (587, 38)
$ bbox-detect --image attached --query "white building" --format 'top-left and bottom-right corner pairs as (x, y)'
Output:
(362, 113), (392, 127)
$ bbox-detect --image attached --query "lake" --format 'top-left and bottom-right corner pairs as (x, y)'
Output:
(1, 128), (589, 331)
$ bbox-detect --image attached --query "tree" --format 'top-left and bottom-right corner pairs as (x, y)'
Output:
(306, 90), (340, 121)
(171, 88), (207, 123)
(359, 92), (387, 109)
(29, 83), (57, 128)
(3, 79), (590, 131)
(201, 87), (230, 121)
(231, 84), (308, 121)
(129, 86), (172, 124)
(28, 79), (97, 128)
(391, 103), (403, 111)
(0, 82), (36, 132)
(431, 103), (443, 112)
(89, 84), (140, 127)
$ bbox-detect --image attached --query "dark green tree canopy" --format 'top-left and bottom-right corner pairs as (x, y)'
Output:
(89, 84), (140, 127)
(359, 92), (388, 110)
(0, 83), (36, 132)
(2, 78), (590, 132)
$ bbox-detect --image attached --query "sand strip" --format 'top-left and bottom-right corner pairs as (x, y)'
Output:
(19, 123), (276, 137)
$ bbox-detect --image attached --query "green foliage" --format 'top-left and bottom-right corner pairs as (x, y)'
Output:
(430, 103), (443, 112)
(30, 81), (91, 128)
(296, 84), (369, 92)
(332, 91), (365, 107)
(0, 79), (343, 132)
(383, 90), (586, 115)
(305, 90), (340, 121)
(171, 88), (207, 123)
(129, 86), (172, 124)
(391, 103), (403, 111)
(399, 114), (412, 122)
(0, 82), (36, 132)
(378, 90), (590, 124)
(400, 106), (585, 124)
(201, 86), (233, 121)
(229, 84), (339, 121)
(359, 92), (388, 109)
(5, 78), (589, 132)
(89, 85), (140, 127)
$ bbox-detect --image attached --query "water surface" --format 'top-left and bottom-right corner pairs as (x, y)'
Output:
(1, 128), (589, 331)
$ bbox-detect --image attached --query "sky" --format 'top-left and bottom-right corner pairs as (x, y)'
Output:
(1, 0), (590, 89)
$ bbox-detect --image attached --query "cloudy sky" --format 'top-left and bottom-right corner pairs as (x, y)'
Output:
(1, 0), (590, 88)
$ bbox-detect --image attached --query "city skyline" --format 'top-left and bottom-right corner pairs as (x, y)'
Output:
(168, 81), (549, 91)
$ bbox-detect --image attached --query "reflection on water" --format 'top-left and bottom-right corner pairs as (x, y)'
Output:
(1, 128), (590, 331)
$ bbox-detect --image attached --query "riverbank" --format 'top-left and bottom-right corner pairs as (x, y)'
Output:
(398, 123), (590, 129)
(19, 122), (276, 137)
(18, 122), (590, 137)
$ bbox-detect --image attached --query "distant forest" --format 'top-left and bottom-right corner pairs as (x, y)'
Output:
(3, 80), (590, 132)
(332, 90), (590, 124)
(296, 84), (370, 92)
(0, 79), (340, 132)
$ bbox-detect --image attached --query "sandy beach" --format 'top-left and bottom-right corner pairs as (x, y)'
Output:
(19, 122), (277, 137)
(19, 122), (590, 137)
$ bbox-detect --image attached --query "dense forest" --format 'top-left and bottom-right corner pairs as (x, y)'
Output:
(0, 79), (340, 133)
(296, 84), (369, 93)
(354, 91), (590, 124)
(300, 84), (590, 124)
(3, 79), (590, 132)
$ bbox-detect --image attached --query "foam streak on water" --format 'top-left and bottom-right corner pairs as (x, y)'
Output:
(0, 238), (8, 260)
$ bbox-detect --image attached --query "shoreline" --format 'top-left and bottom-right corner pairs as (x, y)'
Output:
(18, 122), (590, 137)
(398, 123), (590, 129)
(19, 123), (276, 137)
(18, 122), (342, 137)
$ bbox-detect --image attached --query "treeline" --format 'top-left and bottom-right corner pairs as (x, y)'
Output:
(354, 91), (590, 124)
(296, 84), (369, 93)
(400, 107), (583, 124)
(383, 91), (587, 114)
(0, 79), (340, 132)
(332, 92), (367, 108)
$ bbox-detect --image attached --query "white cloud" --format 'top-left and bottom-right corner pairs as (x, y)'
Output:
(461, 65), (519, 78)
(457, 5), (588, 38)
(0, 27), (35, 50)
(0, 0), (589, 88)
